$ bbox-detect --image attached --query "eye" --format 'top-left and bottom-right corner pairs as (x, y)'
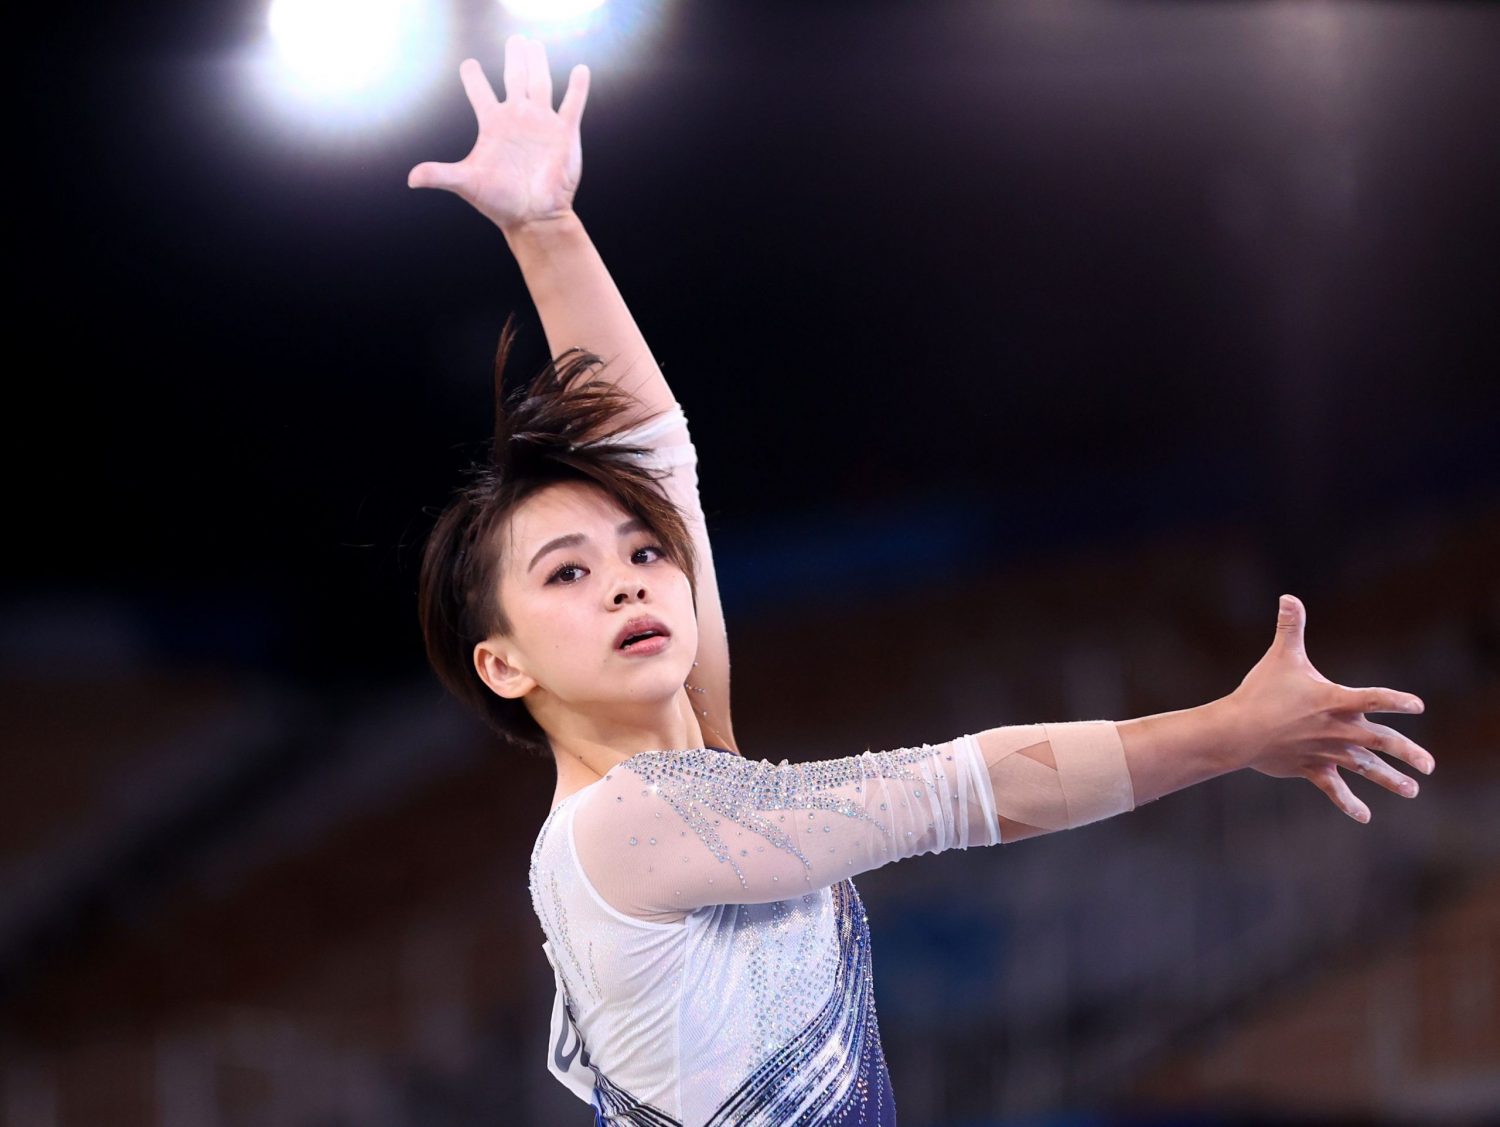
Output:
(546, 545), (665, 586)
(546, 561), (587, 585)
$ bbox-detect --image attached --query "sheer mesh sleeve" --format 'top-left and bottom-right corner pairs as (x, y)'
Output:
(572, 721), (1136, 922)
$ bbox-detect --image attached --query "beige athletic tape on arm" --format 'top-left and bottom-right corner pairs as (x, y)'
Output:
(977, 721), (1136, 841)
(1043, 720), (1136, 828)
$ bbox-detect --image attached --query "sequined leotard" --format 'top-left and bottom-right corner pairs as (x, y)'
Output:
(527, 408), (1137, 1125)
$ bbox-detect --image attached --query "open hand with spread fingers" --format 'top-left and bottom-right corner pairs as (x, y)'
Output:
(408, 34), (589, 234)
(1222, 594), (1434, 822)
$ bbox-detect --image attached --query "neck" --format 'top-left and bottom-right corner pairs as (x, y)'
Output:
(547, 686), (706, 801)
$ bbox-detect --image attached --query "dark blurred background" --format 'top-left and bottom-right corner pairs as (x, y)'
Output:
(6, 0), (1498, 1124)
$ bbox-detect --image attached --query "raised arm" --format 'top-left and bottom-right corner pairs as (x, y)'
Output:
(408, 37), (672, 421)
(409, 37), (737, 750)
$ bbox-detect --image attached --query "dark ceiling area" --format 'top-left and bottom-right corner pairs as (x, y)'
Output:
(14, 0), (1498, 685)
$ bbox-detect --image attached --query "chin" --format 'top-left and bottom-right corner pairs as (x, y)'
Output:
(609, 636), (697, 695)
(613, 656), (690, 690)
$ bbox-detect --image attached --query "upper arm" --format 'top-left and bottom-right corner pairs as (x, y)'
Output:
(611, 403), (738, 754)
(571, 721), (1138, 923)
(570, 738), (1001, 922)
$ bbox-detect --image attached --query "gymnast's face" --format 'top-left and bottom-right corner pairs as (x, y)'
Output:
(473, 480), (698, 721)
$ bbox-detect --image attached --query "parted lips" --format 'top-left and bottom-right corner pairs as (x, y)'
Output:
(616, 616), (669, 650)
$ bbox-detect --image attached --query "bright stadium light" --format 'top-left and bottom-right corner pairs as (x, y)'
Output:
(495, 0), (613, 44)
(499, 0), (609, 23)
(259, 0), (450, 125)
(486, 0), (658, 55)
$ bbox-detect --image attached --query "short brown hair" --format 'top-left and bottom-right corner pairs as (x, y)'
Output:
(417, 314), (699, 758)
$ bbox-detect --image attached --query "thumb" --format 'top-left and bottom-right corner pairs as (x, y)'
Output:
(1274, 593), (1306, 659)
(408, 160), (467, 192)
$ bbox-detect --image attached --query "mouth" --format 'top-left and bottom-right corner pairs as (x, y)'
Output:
(615, 616), (671, 652)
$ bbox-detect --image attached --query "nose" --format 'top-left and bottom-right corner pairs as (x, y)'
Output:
(610, 570), (648, 605)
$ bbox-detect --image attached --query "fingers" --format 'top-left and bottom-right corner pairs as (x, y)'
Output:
(1331, 683), (1424, 717)
(408, 160), (466, 192)
(1356, 718), (1435, 775)
(459, 57), (499, 122)
(503, 34), (528, 105)
(1307, 764), (1370, 823)
(524, 36), (553, 106)
(558, 62), (590, 132)
(1324, 713), (1435, 776)
(1332, 744), (1420, 799)
(474, 35), (580, 120)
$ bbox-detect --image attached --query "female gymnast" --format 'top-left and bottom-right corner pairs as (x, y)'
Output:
(410, 35), (1435, 1125)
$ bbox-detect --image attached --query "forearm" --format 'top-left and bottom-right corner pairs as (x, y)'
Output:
(975, 699), (1239, 843)
(1116, 697), (1239, 806)
(500, 211), (677, 420)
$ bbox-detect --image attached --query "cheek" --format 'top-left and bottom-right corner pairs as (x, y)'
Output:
(553, 608), (597, 648)
(511, 594), (583, 657)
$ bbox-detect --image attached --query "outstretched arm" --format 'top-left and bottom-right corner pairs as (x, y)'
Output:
(572, 595), (1432, 923)
(408, 37), (736, 750)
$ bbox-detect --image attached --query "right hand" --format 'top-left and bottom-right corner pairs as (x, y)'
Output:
(408, 35), (589, 233)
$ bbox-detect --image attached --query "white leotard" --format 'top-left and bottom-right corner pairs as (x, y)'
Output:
(526, 408), (1136, 1125)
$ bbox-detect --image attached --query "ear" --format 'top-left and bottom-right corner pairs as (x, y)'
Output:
(473, 637), (537, 700)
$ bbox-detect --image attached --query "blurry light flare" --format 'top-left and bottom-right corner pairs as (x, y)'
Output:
(479, 0), (663, 61)
(268, 0), (442, 97)
(253, 0), (451, 133)
(500, 0), (608, 22)
(248, 0), (663, 139)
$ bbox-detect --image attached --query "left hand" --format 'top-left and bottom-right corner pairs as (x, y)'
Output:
(407, 35), (589, 233)
(1222, 594), (1434, 823)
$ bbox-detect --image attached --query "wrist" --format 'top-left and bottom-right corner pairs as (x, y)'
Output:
(499, 209), (584, 248)
(1116, 697), (1241, 806)
(1195, 694), (1250, 774)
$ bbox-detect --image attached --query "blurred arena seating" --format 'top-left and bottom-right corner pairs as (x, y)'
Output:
(2, 500), (1495, 1126)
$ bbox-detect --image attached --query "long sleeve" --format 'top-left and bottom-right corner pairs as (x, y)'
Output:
(610, 402), (697, 518)
(571, 721), (1135, 922)
(611, 402), (737, 752)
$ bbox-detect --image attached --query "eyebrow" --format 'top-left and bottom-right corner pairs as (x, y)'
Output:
(527, 518), (651, 574)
